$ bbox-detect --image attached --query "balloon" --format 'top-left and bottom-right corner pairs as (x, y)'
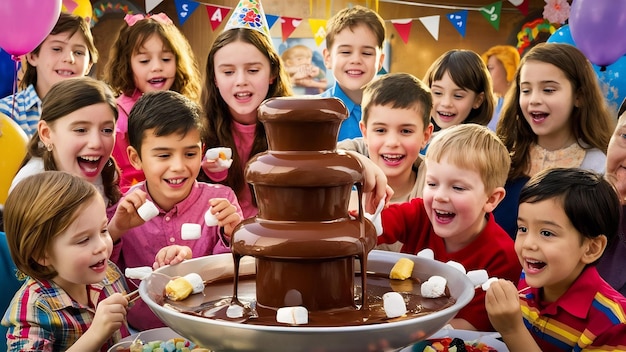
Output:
(546, 25), (575, 46)
(0, 113), (28, 205)
(594, 55), (626, 118)
(0, 0), (62, 56)
(0, 49), (16, 99)
(569, 0), (626, 67)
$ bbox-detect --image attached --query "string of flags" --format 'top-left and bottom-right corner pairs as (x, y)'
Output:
(139, 0), (532, 45)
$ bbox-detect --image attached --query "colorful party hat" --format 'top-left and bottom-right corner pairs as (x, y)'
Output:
(224, 0), (271, 37)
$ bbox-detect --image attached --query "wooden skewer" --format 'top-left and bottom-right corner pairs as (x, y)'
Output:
(124, 289), (141, 303)
(518, 286), (532, 296)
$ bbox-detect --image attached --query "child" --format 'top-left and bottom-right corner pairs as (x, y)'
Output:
(2, 171), (130, 351)
(485, 168), (626, 351)
(105, 13), (202, 193)
(107, 90), (243, 331)
(282, 44), (327, 95)
(481, 45), (520, 130)
(0, 13), (98, 138)
(320, 5), (386, 141)
(199, 27), (292, 219)
(494, 43), (614, 238)
(9, 76), (121, 208)
(378, 124), (521, 331)
(421, 49), (494, 153)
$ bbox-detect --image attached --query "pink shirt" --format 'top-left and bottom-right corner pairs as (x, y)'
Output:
(112, 91), (145, 193)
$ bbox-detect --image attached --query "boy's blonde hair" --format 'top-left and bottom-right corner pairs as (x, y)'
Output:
(282, 45), (312, 61)
(4, 171), (99, 280)
(426, 124), (510, 192)
(325, 5), (385, 50)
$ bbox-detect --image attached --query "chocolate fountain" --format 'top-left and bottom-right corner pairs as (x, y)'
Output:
(139, 97), (475, 352)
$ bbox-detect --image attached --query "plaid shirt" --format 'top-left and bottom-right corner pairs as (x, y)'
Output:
(0, 84), (42, 138)
(2, 261), (130, 352)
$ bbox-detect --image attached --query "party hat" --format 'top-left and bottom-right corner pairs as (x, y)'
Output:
(224, 0), (271, 37)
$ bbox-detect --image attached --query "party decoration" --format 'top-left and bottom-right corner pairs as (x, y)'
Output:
(391, 19), (413, 45)
(419, 15), (440, 41)
(0, 113), (28, 205)
(510, 0), (529, 16)
(145, 0), (163, 13)
(594, 55), (626, 118)
(570, 0), (626, 67)
(265, 14), (279, 31)
(224, 0), (271, 38)
(62, 0), (93, 22)
(446, 10), (468, 38)
(546, 24), (575, 46)
(542, 0), (570, 24)
(0, 49), (16, 99)
(516, 18), (556, 55)
(308, 19), (327, 46)
(206, 5), (231, 31)
(91, 0), (141, 26)
(174, 0), (200, 26)
(479, 1), (502, 31)
(280, 17), (302, 43)
(0, 0), (62, 56)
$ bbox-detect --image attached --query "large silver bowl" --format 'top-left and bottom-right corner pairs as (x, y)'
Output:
(139, 250), (475, 352)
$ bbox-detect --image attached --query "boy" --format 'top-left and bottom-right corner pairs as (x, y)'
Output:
(107, 91), (243, 331)
(321, 5), (386, 141)
(282, 45), (327, 95)
(486, 168), (626, 351)
(378, 124), (521, 331)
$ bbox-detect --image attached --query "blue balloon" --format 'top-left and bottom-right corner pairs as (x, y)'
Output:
(594, 55), (626, 118)
(0, 48), (17, 99)
(547, 24), (576, 46)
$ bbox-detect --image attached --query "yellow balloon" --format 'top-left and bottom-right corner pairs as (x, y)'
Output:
(0, 114), (28, 205)
(61, 0), (93, 22)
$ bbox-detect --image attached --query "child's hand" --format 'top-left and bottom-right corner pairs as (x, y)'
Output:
(202, 147), (233, 174)
(108, 189), (150, 242)
(209, 198), (242, 238)
(343, 151), (393, 214)
(153, 245), (192, 269)
(485, 279), (524, 334)
(90, 293), (128, 341)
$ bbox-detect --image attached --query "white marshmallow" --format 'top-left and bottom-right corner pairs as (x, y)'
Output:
(481, 277), (499, 291)
(217, 158), (233, 169)
(181, 223), (201, 240)
(204, 207), (219, 226)
(364, 197), (385, 236)
(421, 275), (448, 298)
(205, 147), (233, 161)
(466, 269), (489, 287)
(226, 304), (245, 318)
(276, 306), (309, 325)
(137, 200), (159, 222)
(125, 266), (153, 280)
(417, 248), (434, 260)
(446, 260), (466, 275)
(183, 273), (205, 294)
(382, 292), (407, 318)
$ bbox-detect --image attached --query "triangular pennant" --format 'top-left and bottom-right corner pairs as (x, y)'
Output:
(281, 17), (302, 42)
(480, 1), (502, 31)
(509, 0), (529, 15)
(308, 19), (327, 46)
(418, 15), (440, 41)
(391, 19), (412, 44)
(174, 0), (199, 26)
(62, 0), (78, 13)
(265, 14), (279, 30)
(206, 5), (231, 31)
(145, 0), (163, 13)
(446, 10), (468, 37)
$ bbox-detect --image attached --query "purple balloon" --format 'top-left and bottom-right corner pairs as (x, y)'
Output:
(0, 0), (62, 56)
(570, 0), (626, 67)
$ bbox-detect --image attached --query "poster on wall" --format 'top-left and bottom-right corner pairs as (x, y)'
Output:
(271, 38), (391, 96)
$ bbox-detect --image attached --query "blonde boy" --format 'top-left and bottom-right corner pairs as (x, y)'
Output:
(321, 5), (385, 141)
(378, 124), (521, 331)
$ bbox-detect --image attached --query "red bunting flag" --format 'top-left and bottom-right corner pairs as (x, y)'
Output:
(508, 0), (529, 15)
(281, 17), (302, 42)
(206, 5), (232, 31)
(391, 19), (413, 44)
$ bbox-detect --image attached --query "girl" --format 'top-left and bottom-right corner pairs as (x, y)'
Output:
(481, 45), (520, 130)
(105, 13), (202, 193)
(9, 76), (121, 208)
(494, 43), (614, 237)
(199, 28), (293, 219)
(2, 171), (130, 352)
(0, 13), (98, 138)
(421, 49), (495, 152)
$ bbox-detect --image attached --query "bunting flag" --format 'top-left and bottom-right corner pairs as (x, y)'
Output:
(447, 10), (468, 37)
(391, 19), (413, 44)
(265, 14), (279, 30)
(514, 0), (529, 15)
(206, 5), (231, 31)
(145, 0), (163, 13)
(479, 1), (502, 31)
(174, 0), (199, 26)
(418, 15), (440, 41)
(280, 17), (302, 42)
(308, 19), (327, 46)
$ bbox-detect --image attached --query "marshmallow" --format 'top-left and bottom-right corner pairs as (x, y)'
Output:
(137, 200), (159, 222)
(417, 248), (434, 260)
(446, 260), (466, 275)
(184, 273), (205, 294)
(382, 292), (407, 318)
(165, 273), (205, 301)
(217, 158), (233, 169)
(421, 275), (448, 298)
(276, 306), (309, 325)
(181, 223), (201, 240)
(125, 266), (153, 280)
(205, 147), (232, 161)
(466, 269), (489, 287)
(226, 304), (245, 318)
(481, 277), (499, 291)
(204, 207), (219, 226)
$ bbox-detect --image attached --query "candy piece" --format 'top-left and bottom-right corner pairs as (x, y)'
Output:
(226, 304), (245, 318)
(382, 292), (407, 318)
(165, 273), (204, 301)
(446, 260), (466, 275)
(466, 269), (489, 287)
(217, 158), (233, 169)
(417, 248), (434, 260)
(276, 306), (309, 325)
(421, 275), (447, 298)
(389, 257), (414, 280)
(481, 277), (499, 291)
(125, 266), (153, 280)
(181, 223), (201, 240)
(204, 207), (218, 226)
(137, 200), (159, 222)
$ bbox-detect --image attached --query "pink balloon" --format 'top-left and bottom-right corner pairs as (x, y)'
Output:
(0, 0), (62, 56)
